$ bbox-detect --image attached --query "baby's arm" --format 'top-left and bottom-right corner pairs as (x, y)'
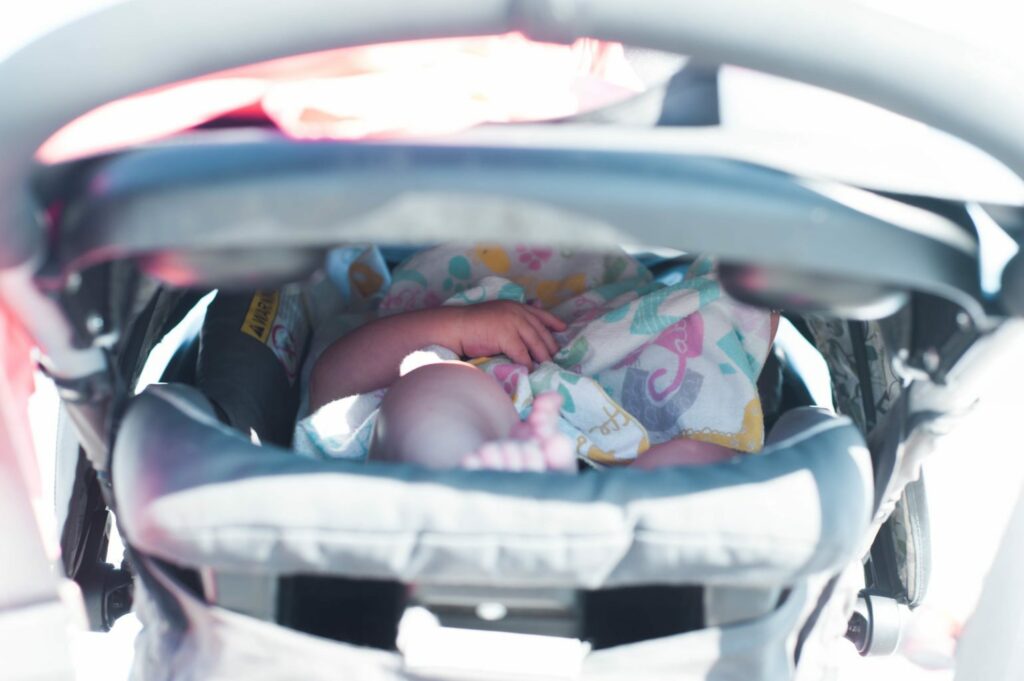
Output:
(309, 301), (565, 410)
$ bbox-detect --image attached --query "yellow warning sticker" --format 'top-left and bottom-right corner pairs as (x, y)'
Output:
(240, 291), (279, 343)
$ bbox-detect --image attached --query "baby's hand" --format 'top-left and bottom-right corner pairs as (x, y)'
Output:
(455, 301), (567, 367)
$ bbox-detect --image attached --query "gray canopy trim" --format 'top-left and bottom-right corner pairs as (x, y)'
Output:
(2, 0), (1024, 268)
(130, 551), (811, 681)
(46, 134), (986, 323)
(113, 385), (873, 589)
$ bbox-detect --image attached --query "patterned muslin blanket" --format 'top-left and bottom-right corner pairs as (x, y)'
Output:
(295, 244), (774, 463)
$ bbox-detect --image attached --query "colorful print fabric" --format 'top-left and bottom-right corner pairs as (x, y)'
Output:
(295, 244), (774, 463)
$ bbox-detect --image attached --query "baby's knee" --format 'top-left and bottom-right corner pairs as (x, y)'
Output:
(631, 438), (737, 468)
(369, 363), (518, 467)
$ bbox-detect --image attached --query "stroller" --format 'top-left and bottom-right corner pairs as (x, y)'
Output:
(2, 2), (1023, 679)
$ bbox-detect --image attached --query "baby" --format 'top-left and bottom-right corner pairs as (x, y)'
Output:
(309, 300), (569, 468)
(301, 244), (778, 472)
(311, 298), (761, 471)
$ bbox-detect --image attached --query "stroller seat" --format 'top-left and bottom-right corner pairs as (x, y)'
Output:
(112, 382), (872, 680)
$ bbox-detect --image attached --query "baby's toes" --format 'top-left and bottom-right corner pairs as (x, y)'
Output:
(461, 441), (553, 472)
(517, 442), (548, 472)
(508, 421), (535, 441)
(480, 443), (510, 470)
(460, 443), (508, 470)
(493, 442), (523, 471)
(500, 442), (552, 471)
(531, 392), (563, 416)
(541, 435), (577, 472)
(528, 393), (563, 435)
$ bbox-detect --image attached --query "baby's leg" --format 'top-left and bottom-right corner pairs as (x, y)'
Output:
(630, 438), (737, 469)
(632, 405), (834, 469)
(369, 362), (519, 469)
(370, 363), (573, 471)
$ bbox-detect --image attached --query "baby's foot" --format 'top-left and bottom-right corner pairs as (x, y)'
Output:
(461, 392), (576, 472)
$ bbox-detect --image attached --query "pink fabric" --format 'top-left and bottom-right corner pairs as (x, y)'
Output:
(38, 34), (642, 164)
(0, 298), (40, 502)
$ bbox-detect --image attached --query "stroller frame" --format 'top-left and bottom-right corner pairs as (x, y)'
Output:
(2, 1), (1023, 679)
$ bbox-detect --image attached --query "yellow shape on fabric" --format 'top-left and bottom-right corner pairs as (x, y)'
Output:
(577, 436), (618, 464)
(240, 291), (279, 343)
(681, 397), (765, 453)
(535, 273), (588, 308)
(581, 433), (650, 466)
(349, 262), (385, 297)
(576, 394), (650, 463)
(510, 273), (588, 308)
(473, 245), (511, 274)
(638, 433), (650, 453)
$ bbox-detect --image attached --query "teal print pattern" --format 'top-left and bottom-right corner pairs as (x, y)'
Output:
(557, 384), (576, 413)
(602, 302), (631, 323)
(556, 337), (590, 369)
(392, 270), (429, 288)
(630, 287), (683, 335)
(443, 255), (473, 293)
(716, 333), (759, 382)
(497, 283), (525, 301)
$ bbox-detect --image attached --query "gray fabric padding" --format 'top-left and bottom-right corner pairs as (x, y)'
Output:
(582, 583), (807, 680)
(132, 555), (806, 681)
(4, 0), (1024, 269)
(113, 385), (872, 589)
(703, 586), (784, 628)
(56, 138), (985, 323)
(133, 557), (406, 681)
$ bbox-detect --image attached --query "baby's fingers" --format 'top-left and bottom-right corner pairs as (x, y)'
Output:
(525, 305), (567, 332)
(522, 311), (559, 357)
(501, 337), (534, 367)
(518, 324), (553, 364)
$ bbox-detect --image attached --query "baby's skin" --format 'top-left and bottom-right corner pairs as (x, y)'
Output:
(310, 300), (566, 408)
(370, 365), (576, 471)
(311, 301), (769, 471)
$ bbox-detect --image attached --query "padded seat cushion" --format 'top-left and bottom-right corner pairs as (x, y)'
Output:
(114, 385), (872, 589)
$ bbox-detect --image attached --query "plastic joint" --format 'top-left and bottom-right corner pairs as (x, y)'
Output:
(845, 593), (910, 656)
